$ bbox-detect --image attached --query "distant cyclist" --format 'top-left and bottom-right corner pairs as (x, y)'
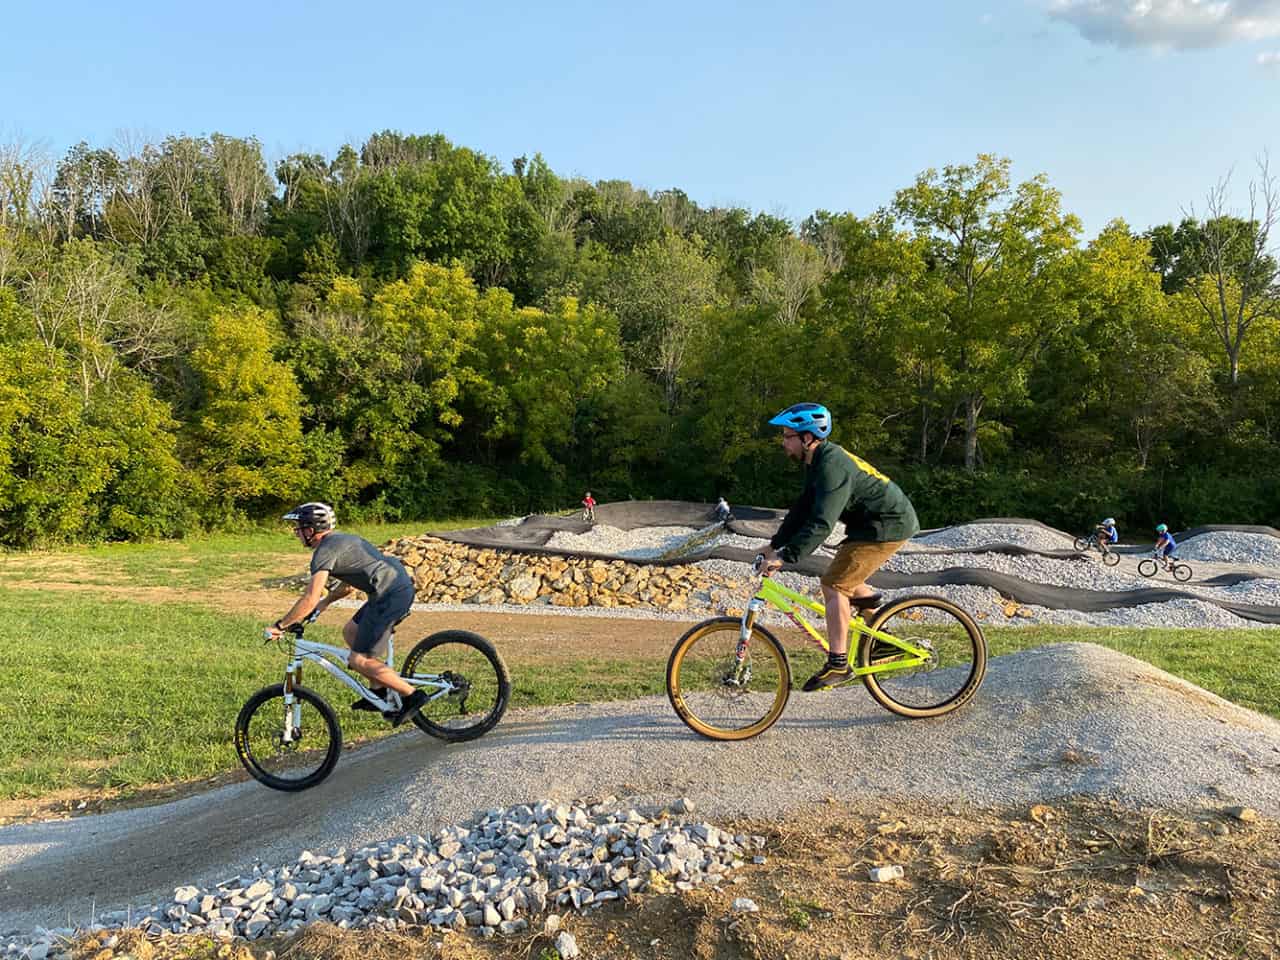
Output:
(1095, 517), (1119, 549)
(759, 402), (919, 692)
(267, 502), (426, 727)
(582, 491), (596, 523)
(715, 496), (732, 523)
(1154, 523), (1178, 568)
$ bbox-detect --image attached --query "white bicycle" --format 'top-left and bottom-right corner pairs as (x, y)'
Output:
(235, 614), (510, 791)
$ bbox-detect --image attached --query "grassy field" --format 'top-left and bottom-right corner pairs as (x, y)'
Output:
(1, 525), (1277, 803)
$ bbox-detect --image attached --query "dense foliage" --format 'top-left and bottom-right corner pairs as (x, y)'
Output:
(2, 134), (1278, 545)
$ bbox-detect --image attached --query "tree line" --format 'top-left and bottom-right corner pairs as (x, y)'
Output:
(1, 132), (1278, 546)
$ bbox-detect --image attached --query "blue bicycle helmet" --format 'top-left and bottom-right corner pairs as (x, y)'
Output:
(768, 402), (832, 439)
(1155, 523), (1168, 534)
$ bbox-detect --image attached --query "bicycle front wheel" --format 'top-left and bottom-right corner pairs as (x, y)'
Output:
(1137, 558), (1158, 577)
(1173, 563), (1193, 583)
(861, 597), (987, 718)
(1072, 536), (1090, 552)
(666, 617), (791, 741)
(234, 684), (341, 791)
(402, 630), (511, 742)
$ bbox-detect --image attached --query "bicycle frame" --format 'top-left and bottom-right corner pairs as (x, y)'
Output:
(737, 576), (929, 680)
(275, 632), (456, 741)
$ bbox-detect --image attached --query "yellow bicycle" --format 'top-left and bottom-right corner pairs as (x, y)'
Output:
(666, 557), (987, 740)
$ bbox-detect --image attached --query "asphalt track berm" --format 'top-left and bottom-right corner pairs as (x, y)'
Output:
(438, 506), (1280, 624)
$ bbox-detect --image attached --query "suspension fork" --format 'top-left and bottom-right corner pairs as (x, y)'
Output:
(281, 654), (303, 741)
(733, 598), (765, 680)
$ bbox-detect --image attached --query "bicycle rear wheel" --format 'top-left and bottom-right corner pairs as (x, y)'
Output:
(860, 597), (986, 718)
(1137, 558), (1158, 577)
(1173, 563), (1193, 583)
(234, 684), (341, 791)
(1102, 550), (1120, 567)
(402, 630), (511, 742)
(666, 617), (791, 740)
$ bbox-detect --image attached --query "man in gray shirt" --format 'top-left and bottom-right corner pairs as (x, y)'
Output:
(267, 502), (425, 726)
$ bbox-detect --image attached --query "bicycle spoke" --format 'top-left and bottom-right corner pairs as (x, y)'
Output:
(402, 631), (510, 742)
(862, 598), (985, 716)
(235, 686), (340, 791)
(668, 620), (789, 739)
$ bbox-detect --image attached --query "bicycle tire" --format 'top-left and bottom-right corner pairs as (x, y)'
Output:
(1072, 537), (1090, 552)
(234, 684), (341, 791)
(666, 617), (791, 741)
(1102, 550), (1121, 567)
(860, 597), (987, 719)
(1173, 563), (1193, 583)
(1137, 558), (1158, 578)
(402, 630), (511, 742)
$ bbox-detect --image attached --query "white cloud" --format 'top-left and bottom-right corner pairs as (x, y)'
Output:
(1259, 48), (1280, 62)
(1048, 0), (1280, 50)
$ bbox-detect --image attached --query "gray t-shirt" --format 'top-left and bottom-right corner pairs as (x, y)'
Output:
(310, 533), (410, 598)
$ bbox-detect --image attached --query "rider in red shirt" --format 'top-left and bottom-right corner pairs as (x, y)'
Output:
(582, 491), (596, 522)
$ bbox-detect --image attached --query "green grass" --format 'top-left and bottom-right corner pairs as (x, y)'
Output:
(0, 519), (498, 591)
(0, 588), (664, 800)
(0, 551), (1277, 801)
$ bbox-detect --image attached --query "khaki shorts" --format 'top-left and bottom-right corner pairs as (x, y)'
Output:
(820, 540), (907, 594)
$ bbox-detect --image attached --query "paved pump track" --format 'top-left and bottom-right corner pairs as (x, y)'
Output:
(435, 505), (1280, 625)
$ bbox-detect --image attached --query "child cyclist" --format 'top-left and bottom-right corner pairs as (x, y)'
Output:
(266, 502), (427, 727)
(1095, 517), (1119, 552)
(1153, 523), (1178, 569)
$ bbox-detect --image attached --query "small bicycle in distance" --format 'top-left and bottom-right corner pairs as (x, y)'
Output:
(1137, 552), (1194, 583)
(235, 613), (511, 790)
(665, 556), (987, 740)
(1072, 532), (1121, 566)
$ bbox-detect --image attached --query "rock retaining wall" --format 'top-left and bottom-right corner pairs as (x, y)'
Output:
(385, 536), (749, 612)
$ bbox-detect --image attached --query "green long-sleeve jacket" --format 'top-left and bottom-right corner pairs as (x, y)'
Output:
(769, 442), (919, 563)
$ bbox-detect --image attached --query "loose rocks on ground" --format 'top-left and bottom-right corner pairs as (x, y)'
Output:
(1, 799), (765, 954)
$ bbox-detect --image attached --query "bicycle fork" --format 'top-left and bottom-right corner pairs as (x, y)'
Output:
(280, 656), (304, 743)
(730, 599), (765, 683)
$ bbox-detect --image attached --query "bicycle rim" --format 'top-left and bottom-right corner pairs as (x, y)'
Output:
(1174, 564), (1193, 583)
(234, 685), (341, 791)
(666, 618), (790, 740)
(403, 631), (511, 742)
(1138, 559), (1157, 577)
(1102, 551), (1120, 566)
(861, 598), (986, 718)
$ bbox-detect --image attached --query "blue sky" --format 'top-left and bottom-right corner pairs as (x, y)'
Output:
(5, 0), (1280, 240)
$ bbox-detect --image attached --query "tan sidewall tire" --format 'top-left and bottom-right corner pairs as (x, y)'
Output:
(666, 617), (791, 741)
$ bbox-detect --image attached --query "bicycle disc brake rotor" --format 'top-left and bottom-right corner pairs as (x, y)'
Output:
(716, 661), (753, 697)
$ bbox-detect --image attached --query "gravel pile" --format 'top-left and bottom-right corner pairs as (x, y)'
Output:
(913, 522), (1076, 552)
(1, 799), (759, 954)
(544, 525), (702, 560)
(1177, 531), (1280, 566)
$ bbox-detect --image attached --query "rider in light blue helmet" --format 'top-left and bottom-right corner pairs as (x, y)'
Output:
(767, 402), (832, 440)
(760, 401), (920, 692)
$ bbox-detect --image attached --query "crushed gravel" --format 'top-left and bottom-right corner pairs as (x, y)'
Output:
(481, 521), (1280, 629)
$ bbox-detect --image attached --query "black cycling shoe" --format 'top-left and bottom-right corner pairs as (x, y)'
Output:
(851, 592), (884, 611)
(802, 661), (853, 692)
(390, 690), (429, 727)
(352, 688), (388, 712)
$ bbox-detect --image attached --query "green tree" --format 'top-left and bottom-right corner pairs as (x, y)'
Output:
(187, 306), (307, 514)
(604, 231), (719, 411)
(893, 155), (1081, 470)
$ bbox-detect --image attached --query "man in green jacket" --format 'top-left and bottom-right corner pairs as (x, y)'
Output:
(759, 402), (920, 691)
